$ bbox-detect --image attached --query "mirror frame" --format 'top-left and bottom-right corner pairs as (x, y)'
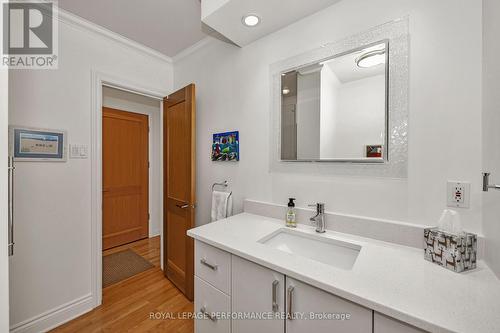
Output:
(279, 40), (390, 163)
(269, 18), (409, 178)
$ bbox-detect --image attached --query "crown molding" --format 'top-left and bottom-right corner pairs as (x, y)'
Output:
(172, 36), (214, 63)
(57, 8), (173, 64)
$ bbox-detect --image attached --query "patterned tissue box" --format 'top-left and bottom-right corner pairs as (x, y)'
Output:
(424, 228), (477, 273)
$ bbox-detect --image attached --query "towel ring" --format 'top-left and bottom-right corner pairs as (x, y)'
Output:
(212, 181), (228, 191)
(212, 181), (232, 198)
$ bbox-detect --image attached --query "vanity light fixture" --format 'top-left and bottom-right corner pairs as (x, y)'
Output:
(356, 50), (386, 68)
(242, 14), (261, 27)
(282, 87), (290, 95)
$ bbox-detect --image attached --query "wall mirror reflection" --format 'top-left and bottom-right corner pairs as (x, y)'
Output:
(280, 41), (389, 162)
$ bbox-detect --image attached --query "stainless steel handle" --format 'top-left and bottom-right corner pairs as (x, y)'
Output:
(287, 286), (294, 320)
(483, 173), (500, 192)
(200, 258), (218, 271)
(8, 156), (14, 257)
(272, 280), (279, 312)
(176, 203), (190, 209)
(200, 306), (217, 322)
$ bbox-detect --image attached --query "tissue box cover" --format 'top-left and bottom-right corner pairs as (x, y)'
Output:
(424, 228), (477, 273)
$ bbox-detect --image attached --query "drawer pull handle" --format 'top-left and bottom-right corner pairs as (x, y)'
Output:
(272, 280), (279, 312)
(200, 306), (217, 322)
(200, 258), (218, 271)
(287, 286), (295, 320)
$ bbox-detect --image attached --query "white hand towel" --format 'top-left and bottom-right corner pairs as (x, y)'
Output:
(211, 191), (233, 222)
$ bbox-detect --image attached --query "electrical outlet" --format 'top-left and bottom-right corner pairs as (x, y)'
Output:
(447, 181), (470, 208)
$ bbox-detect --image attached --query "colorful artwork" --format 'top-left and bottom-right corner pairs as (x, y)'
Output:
(212, 131), (239, 161)
(365, 145), (383, 158)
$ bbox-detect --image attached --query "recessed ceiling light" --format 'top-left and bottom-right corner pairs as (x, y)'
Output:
(356, 50), (386, 68)
(242, 14), (260, 27)
(282, 87), (290, 95)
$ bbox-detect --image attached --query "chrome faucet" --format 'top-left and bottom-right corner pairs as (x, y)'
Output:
(309, 203), (326, 233)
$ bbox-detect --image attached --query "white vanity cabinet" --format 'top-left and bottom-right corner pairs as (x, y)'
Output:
(231, 255), (285, 333)
(194, 240), (427, 333)
(285, 277), (373, 333)
(374, 312), (428, 333)
(194, 241), (232, 333)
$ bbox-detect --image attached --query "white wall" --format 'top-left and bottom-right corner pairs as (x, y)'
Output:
(0, 11), (10, 330)
(102, 86), (162, 237)
(482, 0), (500, 278)
(296, 72), (321, 159)
(319, 64), (340, 158)
(174, 0), (483, 234)
(329, 75), (385, 159)
(8, 19), (173, 331)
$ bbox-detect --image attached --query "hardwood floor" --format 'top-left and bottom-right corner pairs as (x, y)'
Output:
(51, 236), (194, 333)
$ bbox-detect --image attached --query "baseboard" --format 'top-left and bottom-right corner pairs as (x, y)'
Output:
(149, 230), (161, 238)
(10, 294), (94, 333)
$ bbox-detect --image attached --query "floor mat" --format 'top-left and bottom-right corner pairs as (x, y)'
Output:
(102, 249), (154, 288)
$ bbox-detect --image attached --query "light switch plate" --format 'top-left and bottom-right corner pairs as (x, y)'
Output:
(447, 181), (470, 208)
(70, 144), (88, 159)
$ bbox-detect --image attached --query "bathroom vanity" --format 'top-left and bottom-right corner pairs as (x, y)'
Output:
(188, 213), (500, 333)
(187, 21), (500, 333)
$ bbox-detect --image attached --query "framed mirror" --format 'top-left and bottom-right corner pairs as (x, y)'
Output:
(280, 40), (389, 162)
(270, 18), (409, 177)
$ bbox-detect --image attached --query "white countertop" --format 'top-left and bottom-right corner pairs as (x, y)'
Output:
(187, 213), (500, 333)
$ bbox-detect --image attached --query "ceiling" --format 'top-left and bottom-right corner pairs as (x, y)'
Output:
(58, 0), (207, 57)
(201, 0), (343, 46)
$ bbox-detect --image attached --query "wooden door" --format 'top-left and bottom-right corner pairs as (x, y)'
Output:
(163, 84), (196, 300)
(232, 256), (285, 333)
(102, 108), (149, 250)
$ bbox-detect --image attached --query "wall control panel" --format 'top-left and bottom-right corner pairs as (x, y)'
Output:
(70, 144), (88, 159)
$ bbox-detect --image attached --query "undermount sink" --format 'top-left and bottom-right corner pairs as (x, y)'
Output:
(258, 228), (361, 270)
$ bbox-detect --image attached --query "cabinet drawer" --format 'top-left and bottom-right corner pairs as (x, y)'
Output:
(286, 277), (372, 333)
(374, 312), (428, 333)
(195, 276), (231, 333)
(195, 240), (231, 295)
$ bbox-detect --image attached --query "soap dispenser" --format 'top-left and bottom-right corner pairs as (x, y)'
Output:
(286, 198), (297, 228)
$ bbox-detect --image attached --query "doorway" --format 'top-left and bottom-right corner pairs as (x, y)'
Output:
(91, 73), (196, 308)
(101, 87), (161, 288)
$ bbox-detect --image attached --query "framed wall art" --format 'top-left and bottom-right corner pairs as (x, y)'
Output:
(211, 131), (239, 161)
(365, 145), (383, 158)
